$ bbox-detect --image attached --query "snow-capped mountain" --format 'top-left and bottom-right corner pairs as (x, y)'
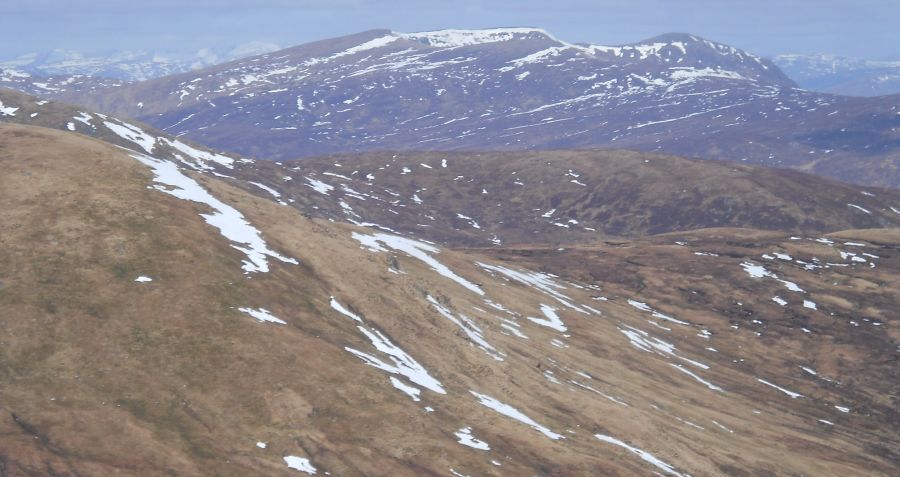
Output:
(774, 53), (900, 96)
(0, 67), (127, 98)
(0, 42), (281, 81)
(65, 28), (900, 188)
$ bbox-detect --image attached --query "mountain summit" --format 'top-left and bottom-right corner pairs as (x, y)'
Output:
(55, 27), (899, 187)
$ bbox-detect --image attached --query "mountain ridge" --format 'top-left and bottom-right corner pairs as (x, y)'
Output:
(773, 52), (900, 96)
(43, 27), (898, 187)
(4, 88), (899, 249)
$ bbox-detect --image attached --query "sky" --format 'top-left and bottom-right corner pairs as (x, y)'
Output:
(1, 0), (898, 60)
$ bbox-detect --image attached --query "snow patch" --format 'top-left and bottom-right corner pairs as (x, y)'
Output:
(283, 456), (316, 474)
(594, 434), (688, 477)
(455, 427), (490, 450)
(239, 307), (287, 325)
(104, 120), (157, 153)
(131, 153), (297, 273)
(470, 391), (563, 440)
(353, 232), (483, 295)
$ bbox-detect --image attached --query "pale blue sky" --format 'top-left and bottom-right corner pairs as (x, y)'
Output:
(2, 0), (897, 60)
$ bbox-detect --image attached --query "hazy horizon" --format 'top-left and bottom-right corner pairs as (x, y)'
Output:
(1, 0), (899, 62)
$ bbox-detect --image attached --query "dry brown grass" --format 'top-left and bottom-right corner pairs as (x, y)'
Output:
(0, 124), (897, 476)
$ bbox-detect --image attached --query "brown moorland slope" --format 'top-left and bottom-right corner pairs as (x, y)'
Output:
(245, 149), (900, 246)
(0, 123), (897, 476)
(4, 89), (899, 248)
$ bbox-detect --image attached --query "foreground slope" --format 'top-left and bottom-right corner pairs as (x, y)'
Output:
(64, 28), (900, 187)
(0, 123), (897, 476)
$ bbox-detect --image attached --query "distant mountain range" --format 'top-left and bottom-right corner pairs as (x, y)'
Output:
(773, 53), (900, 96)
(46, 28), (898, 188)
(4, 41), (899, 98)
(0, 42), (281, 81)
(2, 29), (899, 188)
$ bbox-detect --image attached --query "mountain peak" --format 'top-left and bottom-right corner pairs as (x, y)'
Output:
(396, 27), (557, 47)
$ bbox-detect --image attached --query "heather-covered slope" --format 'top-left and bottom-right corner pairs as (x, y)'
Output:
(250, 149), (900, 246)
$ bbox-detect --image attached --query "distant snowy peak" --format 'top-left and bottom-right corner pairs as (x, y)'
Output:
(393, 29), (767, 66)
(774, 53), (900, 72)
(0, 42), (282, 82)
(772, 53), (900, 96)
(589, 33), (763, 62)
(397, 28), (557, 47)
(309, 29), (783, 86)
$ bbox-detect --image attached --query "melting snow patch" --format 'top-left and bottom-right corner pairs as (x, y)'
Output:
(569, 381), (629, 406)
(256, 441), (267, 449)
(353, 232), (483, 295)
(160, 138), (234, 169)
(427, 296), (503, 360)
(134, 276), (153, 283)
(742, 263), (806, 292)
(332, 298), (446, 395)
(249, 181), (281, 198)
(239, 307), (287, 325)
(627, 299), (689, 325)
(477, 262), (585, 312)
(456, 213), (481, 229)
(389, 376), (422, 402)
(283, 456), (316, 475)
(741, 262), (775, 278)
(772, 297), (787, 306)
(847, 204), (871, 214)
(470, 391), (563, 440)
(527, 304), (567, 332)
(712, 420), (734, 433)
(619, 326), (709, 369)
(329, 297), (363, 323)
(779, 280), (805, 293)
(594, 434), (687, 477)
(455, 427), (490, 450)
(757, 378), (803, 398)
(619, 325), (676, 355)
(670, 364), (723, 392)
(0, 100), (19, 116)
(131, 153), (297, 273)
(104, 120), (157, 153)
(500, 322), (529, 339)
(803, 300), (817, 310)
(304, 177), (334, 195)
